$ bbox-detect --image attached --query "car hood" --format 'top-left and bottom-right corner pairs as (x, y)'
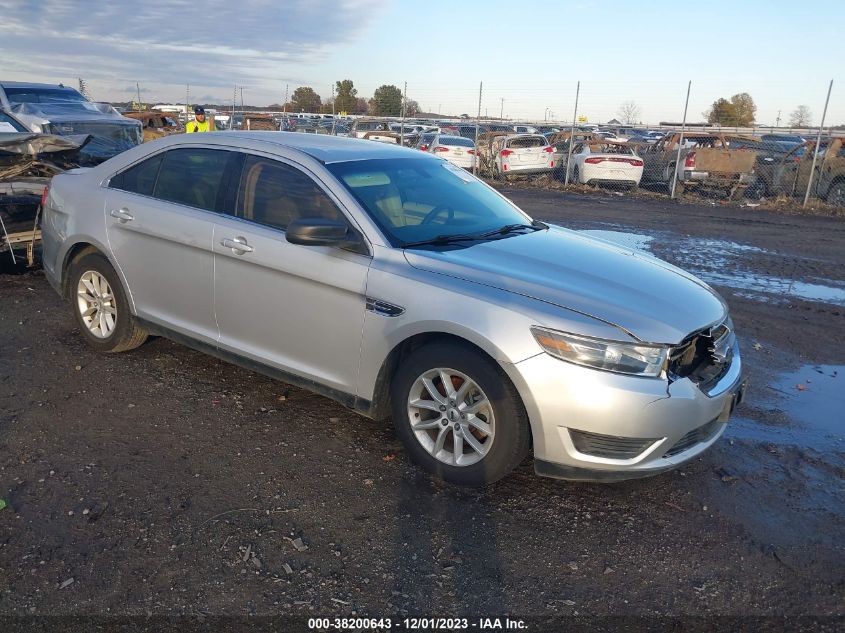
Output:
(403, 226), (726, 344)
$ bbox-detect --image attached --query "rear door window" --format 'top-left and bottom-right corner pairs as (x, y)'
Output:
(110, 154), (164, 197)
(235, 156), (345, 231)
(153, 148), (236, 212)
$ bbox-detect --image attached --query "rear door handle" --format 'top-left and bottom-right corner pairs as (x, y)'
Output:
(220, 236), (254, 254)
(109, 208), (134, 222)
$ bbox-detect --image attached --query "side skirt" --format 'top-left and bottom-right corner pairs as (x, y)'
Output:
(135, 317), (374, 418)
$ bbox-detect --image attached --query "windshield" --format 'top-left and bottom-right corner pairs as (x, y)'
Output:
(327, 157), (532, 247)
(4, 87), (86, 104)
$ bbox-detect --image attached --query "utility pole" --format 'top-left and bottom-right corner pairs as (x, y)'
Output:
(331, 83), (336, 135)
(775, 109), (781, 128)
(240, 87), (244, 111)
(284, 84), (289, 113)
(500, 98), (504, 120)
(136, 82), (142, 111)
(473, 81), (482, 176)
(186, 83), (190, 115)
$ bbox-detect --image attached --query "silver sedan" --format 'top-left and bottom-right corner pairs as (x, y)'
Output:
(41, 132), (745, 485)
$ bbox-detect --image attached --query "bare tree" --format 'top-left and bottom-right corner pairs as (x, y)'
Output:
(789, 105), (812, 127)
(617, 100), (641, 125)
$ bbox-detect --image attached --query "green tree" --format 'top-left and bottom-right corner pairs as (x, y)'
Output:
(730, 93), (756, 126)
(335, 79), (358, 114)
(291, 86), (322, 113)
(705, 93), (756, 126)
(370, 84), (402, 116)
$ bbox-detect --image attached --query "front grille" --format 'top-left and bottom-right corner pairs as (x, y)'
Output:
(662, 417), (723, 458)
(569, 429), (659, 460)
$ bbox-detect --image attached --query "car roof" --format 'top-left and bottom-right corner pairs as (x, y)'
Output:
(159, 131), (434, 164)
(0, 81), (81, 90)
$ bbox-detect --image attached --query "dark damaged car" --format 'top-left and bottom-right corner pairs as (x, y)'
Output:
(0, 81), (141, 164)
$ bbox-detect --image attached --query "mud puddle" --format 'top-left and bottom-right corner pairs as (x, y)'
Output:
(729, 364), (844, 452)
(579, 227), (845, 306)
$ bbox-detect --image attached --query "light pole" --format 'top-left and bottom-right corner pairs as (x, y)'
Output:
(544, 107), (550, 121)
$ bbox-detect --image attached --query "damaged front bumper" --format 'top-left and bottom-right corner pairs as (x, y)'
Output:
(505, 340), (744, 482)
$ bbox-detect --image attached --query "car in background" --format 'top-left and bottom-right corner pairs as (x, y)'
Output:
(597, 131), (625, 142)
(427, 134), (476, 170)
(490, 134), (555, 178)
(639, 132), (757, 197)
(41, 132), (744, 485)
(761, 133), (805, 145)
(513, 124), (539, 134)
(415, 132), (437, 152)
(124, 112), (181, 142)
(348, 118), (393, 139)
(566, 141), (644, 189)
(0, 81), (142, 163)
(546, 130), (601, 176)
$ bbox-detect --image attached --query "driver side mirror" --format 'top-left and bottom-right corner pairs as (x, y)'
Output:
(286, 218), (351, 246)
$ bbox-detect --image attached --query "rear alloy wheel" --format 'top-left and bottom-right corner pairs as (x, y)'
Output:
(391, 343), (530, 485)
(69, 252), (148, 353)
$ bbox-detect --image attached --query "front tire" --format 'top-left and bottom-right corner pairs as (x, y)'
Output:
(68, 252), (148, 353)
(391, 343), (530, 485)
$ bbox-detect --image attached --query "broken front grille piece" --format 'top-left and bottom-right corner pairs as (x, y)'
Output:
(667, 318), (733, 389)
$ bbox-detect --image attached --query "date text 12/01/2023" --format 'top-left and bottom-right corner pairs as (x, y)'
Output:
(307, 617), (528, 630)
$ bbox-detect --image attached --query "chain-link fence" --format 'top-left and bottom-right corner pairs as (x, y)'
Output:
(257, 78), (841, 211)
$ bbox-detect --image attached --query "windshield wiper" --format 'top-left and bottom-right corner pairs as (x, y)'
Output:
(478, 221), (548, 238)
(401, 233), (489, 248)
(401, 221), (547, 249)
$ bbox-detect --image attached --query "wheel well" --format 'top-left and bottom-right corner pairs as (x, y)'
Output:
(825, 175), (845, 199)
(368, 332), (505, 421)
(61, 242), (101, 299)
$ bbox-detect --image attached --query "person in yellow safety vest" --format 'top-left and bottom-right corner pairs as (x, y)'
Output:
(186, 106), (212, 133)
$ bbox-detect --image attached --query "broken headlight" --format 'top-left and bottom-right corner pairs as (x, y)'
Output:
(531, 326), (669, 377)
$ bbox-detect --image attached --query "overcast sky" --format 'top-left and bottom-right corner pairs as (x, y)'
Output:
(1, 0), (842, 125)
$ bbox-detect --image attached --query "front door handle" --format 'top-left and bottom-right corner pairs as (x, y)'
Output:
(109, 208), (134, 223)
(220, 236), (254, 254)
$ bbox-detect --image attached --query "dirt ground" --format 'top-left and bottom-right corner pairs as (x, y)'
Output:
(1, 191), (843, 629)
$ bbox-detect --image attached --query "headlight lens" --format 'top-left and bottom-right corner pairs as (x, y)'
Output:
(531, 326), (669, 377)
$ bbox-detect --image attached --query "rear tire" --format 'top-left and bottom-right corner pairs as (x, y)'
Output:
(68, 252), (148, 353)
(390, 343), (530, 486)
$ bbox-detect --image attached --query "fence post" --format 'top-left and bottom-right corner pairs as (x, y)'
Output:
(400, 81), (407, 144)
(564, 81), (580, 186)
(803, 79), (833, 208)
(331, 83), (336, 135)
(474, 81), (482, 176)
(670, 80), (692, 200)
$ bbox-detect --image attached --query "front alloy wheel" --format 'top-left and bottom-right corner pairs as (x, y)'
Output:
(407, 368), (495, 467)
(391, 343), (530, 485)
